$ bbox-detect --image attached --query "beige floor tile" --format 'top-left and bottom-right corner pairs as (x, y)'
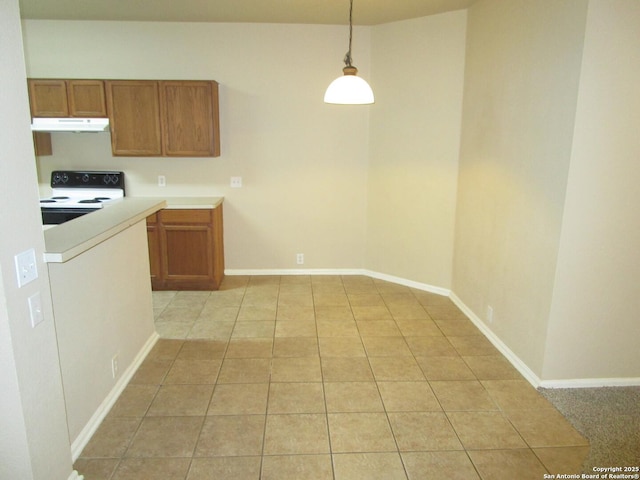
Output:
(434, 318), (481, 336)
(268, 382), (326, 414)
(225, 338), (273, 358)
(80, 416), (141, 458)
(163, 359), (221, 384)
(73, 458), (119, 480)
(275, 320), (317, 337)
(447, 411), (527, 449)
(147, 384), (214, 416)
(356, 320), (402, 337)
(203, 291), (245, 308)
(156, 306), (202, 323)
(187, 320), (234, 340)
(387, 304), (430, 320)
(395, 319), (442, 336)
(111, 458), (190, 479)
(321, 357), (374, 382)
(481, 379), (553, 411)
(467, 449), (548, 480)
(195, 415), (265, 457)
(362, 337), (412, 356)
(126, 416), (203, 457)
(377, 381), (441, 412)
(368, 356), (425, 381)
(217, 358), (271, 384)
(129, 359), (173, 385)
(264, 414), (330, 455)
(388, 412), (463, 451)
(318, 337), (366, 357)
(447, 335), (497, 355)
(401, 451), (480, 480)
(237, 305), (277, 321)
(328, 412), (397, 453)
(314, 293), (350, 306)
(271, 356), (323, 382)
(333, 452), (407, 480)
(532, 446), (590, 474)
(324, 382), (384, 413)
(273, 337), (319, 357)
(232, 320), (275, 338)
(506, 408), (589, 447)
(198, 305), (240, 322)
(462, 355), (522, 380)
(347, 293), (386, 306)
(276, 305), (316, 321)
(154, 321), (193, 339)
(176, 340), (227, 360)
(207, 383), (269, 415)
(261, 454), (333, 480)
(186, 457), (261, 480)
(351, 305), (393, 321)
(416, 356), (476, 381)
(108, 385), (158, 417)
(278, 292), (314, 306)
(315, 305), (354, 321)
(317, 319), (360, 337)
(404, 336), (458, 357)
(430, 380), (498, 411)
(279, 283), (313, 295)
(379, 292), (418, 304)
(145, 339), (184, 361)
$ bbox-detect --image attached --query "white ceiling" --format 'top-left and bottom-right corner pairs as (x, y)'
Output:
(18, 0), (476, 26)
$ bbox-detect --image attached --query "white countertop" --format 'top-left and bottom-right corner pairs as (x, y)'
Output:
(43, 198), (166, 263)
(160, 196), (224, 209)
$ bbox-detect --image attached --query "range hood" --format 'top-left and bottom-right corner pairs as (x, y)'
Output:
(31, 117), (110, 133)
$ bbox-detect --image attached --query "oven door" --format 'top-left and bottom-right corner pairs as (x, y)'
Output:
(41, 207), (100, 225)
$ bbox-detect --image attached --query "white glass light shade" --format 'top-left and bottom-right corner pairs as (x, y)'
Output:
(324, 71), (374, 105)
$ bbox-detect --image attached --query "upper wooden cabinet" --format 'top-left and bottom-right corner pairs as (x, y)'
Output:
(106, 80), (220, 157)
(105, 80), (163, 156)
(28, 79), (107, 117)
(160, 81), (220, 157)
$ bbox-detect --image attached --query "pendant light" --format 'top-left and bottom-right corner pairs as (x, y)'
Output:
(324, 0), (374, 105)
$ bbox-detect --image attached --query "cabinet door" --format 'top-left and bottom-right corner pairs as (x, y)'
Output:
(67, 80), (107, 117)
(159, 81), (220, 157)
(105, 80), (162, 156)
(28, 79), (69, 117)
(146, 214), (162, 288)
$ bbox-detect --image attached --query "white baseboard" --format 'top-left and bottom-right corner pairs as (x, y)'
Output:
(70, 332), (159, 462)
(539, 377), (640, 389)
(68, 470), (84, 480)
(225, 268), (365, 276)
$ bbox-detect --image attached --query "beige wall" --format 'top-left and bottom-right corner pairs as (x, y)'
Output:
(22, 20), (372, 271)
(543, 0), (640, 382)
(367, 11), (466, 289)
(452, 0), (589, 377)
(0, 0), (73, 478)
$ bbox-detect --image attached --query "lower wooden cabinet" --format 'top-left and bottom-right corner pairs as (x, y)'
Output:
(146, 206), (224, 290)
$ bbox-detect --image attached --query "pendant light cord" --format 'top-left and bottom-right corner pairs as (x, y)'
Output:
(344, 0), (354, 67)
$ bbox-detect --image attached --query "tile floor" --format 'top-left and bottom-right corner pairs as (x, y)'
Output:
(74, 275), (590, 479)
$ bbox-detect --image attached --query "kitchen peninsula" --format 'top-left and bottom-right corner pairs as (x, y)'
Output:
(44, 197), (165, 458)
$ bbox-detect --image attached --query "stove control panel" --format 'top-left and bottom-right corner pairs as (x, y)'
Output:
(51, 171), (125, 190)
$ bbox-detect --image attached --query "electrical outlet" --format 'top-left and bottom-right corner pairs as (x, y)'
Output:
(158, 175), (166, 187)
(14, 248), (38, 288)
(296, 253), (304, 265)
(111, 354), (119, 378)
(28, 292), (44, 328)
(230, 176), (242, 188)
(486, 305), (494, 323)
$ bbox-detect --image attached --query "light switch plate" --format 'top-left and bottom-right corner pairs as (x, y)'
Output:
(230, 177), (242, 188)
(15, 248), (38, 288)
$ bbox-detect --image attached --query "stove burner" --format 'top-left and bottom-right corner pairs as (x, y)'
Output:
(52, 196), (70, 200)
(94, 197), (112, 201)
(40, 199), (56, 203)
(78, 199), (102, 204)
